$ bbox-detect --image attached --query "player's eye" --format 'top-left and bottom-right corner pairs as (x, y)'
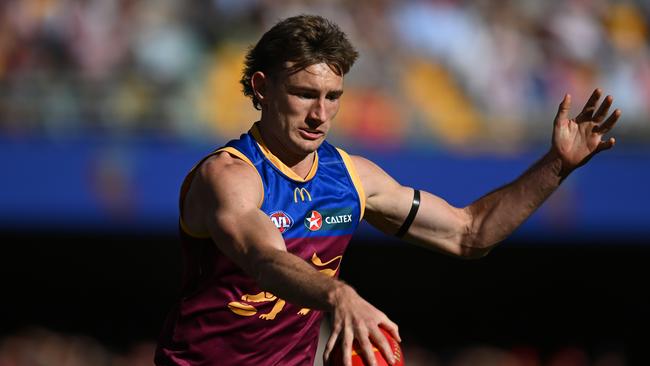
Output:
(326, 92), (343, 101)
(296, 92), (316, 99)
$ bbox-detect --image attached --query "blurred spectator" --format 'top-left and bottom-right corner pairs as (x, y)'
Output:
(0, 327), (155, 366)
(0, 327), (627, 366)
(0, 0), (648, 149)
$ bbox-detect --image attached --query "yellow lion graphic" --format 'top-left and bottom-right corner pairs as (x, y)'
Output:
(227, 252), (342, 320)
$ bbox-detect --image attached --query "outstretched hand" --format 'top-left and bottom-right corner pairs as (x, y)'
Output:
(552, 88), (621, 175)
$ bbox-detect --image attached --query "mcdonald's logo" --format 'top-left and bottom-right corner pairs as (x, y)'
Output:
(293, 187), (312, 203)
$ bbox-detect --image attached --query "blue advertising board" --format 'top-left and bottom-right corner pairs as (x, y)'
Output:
(1, 136), (648, 243)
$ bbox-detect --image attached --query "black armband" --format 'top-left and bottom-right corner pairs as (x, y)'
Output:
(395, 189), (420, 238)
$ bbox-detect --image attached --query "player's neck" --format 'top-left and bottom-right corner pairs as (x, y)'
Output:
(256, 122), (315, 180)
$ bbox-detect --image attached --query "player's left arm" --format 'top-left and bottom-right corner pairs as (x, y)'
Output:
(355, 88), (621, 258)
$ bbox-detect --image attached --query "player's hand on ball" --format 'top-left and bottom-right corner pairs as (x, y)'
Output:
(552, 88), (621, 175)
(323, 284), (401, 366)
(329, 327), (404, 366)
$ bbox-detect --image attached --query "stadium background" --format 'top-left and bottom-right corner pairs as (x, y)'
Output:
(1, 0), (649, 365)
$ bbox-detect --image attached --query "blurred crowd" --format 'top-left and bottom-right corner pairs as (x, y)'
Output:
(0, 327), (627, 366)
(0, 0), (648, 151)
(0, 328), (154, 366)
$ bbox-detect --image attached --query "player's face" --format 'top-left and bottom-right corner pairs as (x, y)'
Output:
(263, 62), (343, 157)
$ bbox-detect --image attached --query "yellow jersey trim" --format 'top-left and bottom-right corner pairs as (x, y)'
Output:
(250, 124), (319, 182)
(179, 146), (265, 239)
(179, 217), (211, 239)
(336, 148), (366, 221)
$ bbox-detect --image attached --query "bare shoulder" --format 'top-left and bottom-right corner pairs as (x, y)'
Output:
(347, 154), (401, 198)
(199, 151), (256, 182)
(348, 154), (377, 175)
(183, 151), (262, 231)
(195, 151), (262, 203)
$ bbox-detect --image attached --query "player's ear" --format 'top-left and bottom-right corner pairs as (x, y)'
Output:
(251, 71), (268, 106)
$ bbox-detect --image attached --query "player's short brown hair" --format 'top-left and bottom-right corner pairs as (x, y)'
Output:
(241, 14), (359, 110)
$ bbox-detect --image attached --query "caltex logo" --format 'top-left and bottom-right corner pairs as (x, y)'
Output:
(269, 211), (293, 233)
(304, 210), (323, 231)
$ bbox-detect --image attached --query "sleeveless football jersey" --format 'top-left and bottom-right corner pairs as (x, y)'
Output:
(155, 123), (365, 366)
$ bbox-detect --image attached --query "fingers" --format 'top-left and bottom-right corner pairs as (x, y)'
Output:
(369, 327), (396, 366)
(593, 95), (613, 123)
(324, 322), (400, 366)
(323, 323), (341, 364)
(341, 327), (354, 366)
(357, 330), (379, 366)
(326, 288), (401, 366)
(555, 93), (571, 123)
(596, 137), (616, 153)
(576, 88), (602, 122)
(593, 109), (622, 134)
(381, 319), (401, 343)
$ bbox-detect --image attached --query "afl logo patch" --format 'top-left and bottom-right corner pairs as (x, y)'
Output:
(269, 211), (293, 233)
(304, 210), (323, 231)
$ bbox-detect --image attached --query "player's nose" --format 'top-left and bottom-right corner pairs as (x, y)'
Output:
(308, 98), (327, 124)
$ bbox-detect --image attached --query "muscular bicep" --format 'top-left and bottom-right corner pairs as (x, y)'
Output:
(191, 154), (288, 277)
(352, 155), (473, 257)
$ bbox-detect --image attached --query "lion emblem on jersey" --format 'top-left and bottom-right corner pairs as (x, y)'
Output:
(227, 252), (342, 320)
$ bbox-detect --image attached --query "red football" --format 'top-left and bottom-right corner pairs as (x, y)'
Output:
(330, 327), (404, 366)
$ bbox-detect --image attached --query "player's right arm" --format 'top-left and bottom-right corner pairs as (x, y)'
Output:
(182, 152), (400, 366)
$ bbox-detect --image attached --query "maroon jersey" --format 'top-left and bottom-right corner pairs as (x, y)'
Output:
(155, 126), (365, 365)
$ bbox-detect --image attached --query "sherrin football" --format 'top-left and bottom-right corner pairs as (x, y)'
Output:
(330, 327), (404, 366)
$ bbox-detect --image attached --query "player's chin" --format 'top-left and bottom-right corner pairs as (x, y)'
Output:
(294, 135), (325, 153)
(298, 141), (323, 155)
